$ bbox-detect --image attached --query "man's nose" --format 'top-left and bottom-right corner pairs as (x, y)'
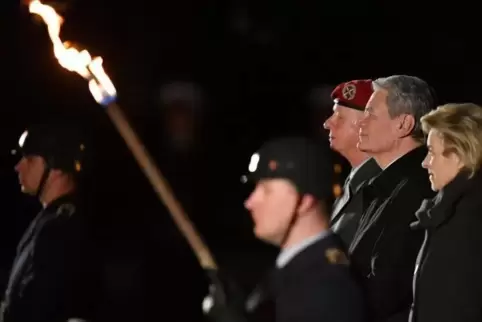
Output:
(244, 194), (254, 210)
(323, 116), (334, 130)
(14, 158), (24, 173)
(421, 155), (430, 169)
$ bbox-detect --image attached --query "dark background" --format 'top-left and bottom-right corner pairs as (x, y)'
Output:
(1, 1), (482, 321)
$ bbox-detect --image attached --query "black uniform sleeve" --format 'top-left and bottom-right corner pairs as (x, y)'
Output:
(278, 270), (365, 322)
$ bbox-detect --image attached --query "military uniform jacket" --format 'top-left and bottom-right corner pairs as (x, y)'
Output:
(1, 194), (99, 322)
(409, 170), (482, 322)
(348, 146), (435, 322)
(249, 232), (366, 322)
(331, 158), (381, 247)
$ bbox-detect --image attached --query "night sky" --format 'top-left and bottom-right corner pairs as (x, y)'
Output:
(2, 1), (482, 320)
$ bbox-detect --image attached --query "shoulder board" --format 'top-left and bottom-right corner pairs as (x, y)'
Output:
(55, 203), (76, 218)
(325, 248), (350, 266)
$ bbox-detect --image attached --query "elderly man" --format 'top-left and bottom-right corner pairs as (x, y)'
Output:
(349, 75), (437, 322)
(324, 79), (381, 246)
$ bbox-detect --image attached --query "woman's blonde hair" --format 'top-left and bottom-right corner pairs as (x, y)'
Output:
(421, 103), (482, 177)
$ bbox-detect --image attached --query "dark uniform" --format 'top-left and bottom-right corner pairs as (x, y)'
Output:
(204, 137), (366, 322)
(1, 125), (100, 322)
(327, 79), (381, 247)
(331, 158), (380, 246)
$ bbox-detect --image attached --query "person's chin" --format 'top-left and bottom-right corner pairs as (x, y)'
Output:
(20, 186), (35, 195)
(331, 143), (342, 153)
(254, 227), (278, 245)
(253, 225), (263, 239)
(357, 141), (367, 152)
(329, 140), (344, 153)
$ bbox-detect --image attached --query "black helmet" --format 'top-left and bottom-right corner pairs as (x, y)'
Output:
(15, 123), (87, 175)
(244, 136), (334, 201)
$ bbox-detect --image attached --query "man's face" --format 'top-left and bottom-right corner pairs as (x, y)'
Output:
(244, 178), (298, 245)
(14, 155), (46, 195)
(358, 89), (402, 155)
(323, 104), (364, 156)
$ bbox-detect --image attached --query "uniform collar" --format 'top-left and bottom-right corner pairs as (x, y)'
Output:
(348, 158), (381, 192)
(43, 193), (77, 212)
(276, 230), (331, 268)
(366, 146), (427, 198)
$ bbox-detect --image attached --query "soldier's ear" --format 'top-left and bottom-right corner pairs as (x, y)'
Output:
(48, 168), (65, 181)
(297, 194), (316, 216)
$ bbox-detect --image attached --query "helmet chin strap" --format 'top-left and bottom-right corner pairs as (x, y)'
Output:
(35, 164), (51, 203)
(279, 195), (303, 249)
(245, 195), (304, 314)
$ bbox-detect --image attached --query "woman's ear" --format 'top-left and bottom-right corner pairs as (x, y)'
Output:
(453, 152), (465, 171)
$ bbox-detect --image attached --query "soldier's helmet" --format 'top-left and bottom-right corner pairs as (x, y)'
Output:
(14, 123), (87, 175)
(243, 136), (334, 201)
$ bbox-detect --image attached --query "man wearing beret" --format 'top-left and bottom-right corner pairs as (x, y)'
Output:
(324, 79), (381, 247)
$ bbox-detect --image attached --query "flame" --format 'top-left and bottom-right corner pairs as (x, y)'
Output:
(28, 0), (116, 105)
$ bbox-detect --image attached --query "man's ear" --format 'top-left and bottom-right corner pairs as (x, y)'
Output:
(297, 194), (316, 216)
(48, 168), (64, 181)
(398, 114), (415, 138)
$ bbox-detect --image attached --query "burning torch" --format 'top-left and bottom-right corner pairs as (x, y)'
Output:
(26, 0), (217, 272)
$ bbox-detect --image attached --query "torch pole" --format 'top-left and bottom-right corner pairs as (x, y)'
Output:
(104, 101), (218, 271)
(25, 0), (219, 273)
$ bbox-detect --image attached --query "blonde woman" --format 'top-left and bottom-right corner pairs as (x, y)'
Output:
(409, 103), (482, 322)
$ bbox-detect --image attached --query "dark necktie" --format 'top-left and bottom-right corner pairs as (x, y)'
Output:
(331, 174), (353, 226)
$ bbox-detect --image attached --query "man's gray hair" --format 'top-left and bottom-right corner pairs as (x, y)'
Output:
(372, 75), (436, 143)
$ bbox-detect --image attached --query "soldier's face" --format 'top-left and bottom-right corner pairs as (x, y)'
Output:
(14, 155), (46, 195)
(244, 178), (298, 245)
(323, 104), (364, 157)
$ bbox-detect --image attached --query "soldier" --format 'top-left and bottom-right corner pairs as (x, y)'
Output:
(324, 79), (381, 246)
(1, 123), (100, 322)
(204, 137), (366, 322)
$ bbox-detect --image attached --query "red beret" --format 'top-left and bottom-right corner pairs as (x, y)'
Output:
(331, 79), (373, 111)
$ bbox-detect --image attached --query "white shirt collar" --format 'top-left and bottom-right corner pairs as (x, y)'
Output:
(383, 154), (404, 170)
(348, 157), (371, 181)
(276, 230), (331, 268)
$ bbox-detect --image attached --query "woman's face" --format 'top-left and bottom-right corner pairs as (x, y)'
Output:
(422, 129), (463, 191)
